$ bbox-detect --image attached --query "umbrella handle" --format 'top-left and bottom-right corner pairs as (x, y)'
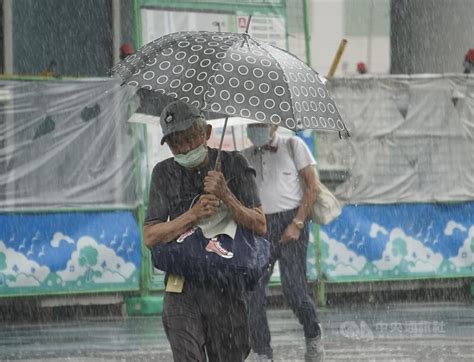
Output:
(214, 116), (228, 171)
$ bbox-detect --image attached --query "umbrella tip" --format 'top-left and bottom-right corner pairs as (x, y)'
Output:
(245, 15), (252, 34)
(339, 129), (351, 139)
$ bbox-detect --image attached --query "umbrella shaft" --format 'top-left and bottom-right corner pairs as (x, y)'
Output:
(214, 117), (228, 171)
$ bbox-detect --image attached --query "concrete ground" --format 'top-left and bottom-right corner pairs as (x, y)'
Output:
(0, 300), (473, 361)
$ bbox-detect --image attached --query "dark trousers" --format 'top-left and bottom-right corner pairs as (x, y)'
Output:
(162, 282), (250, 362)
(248, 208), (320, 358)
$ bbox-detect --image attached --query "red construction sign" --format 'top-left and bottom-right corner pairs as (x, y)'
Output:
(238, 17), (247, 29)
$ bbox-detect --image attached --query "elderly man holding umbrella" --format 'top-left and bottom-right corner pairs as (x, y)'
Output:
(143, 100), (266, 361)
(112, 28), (348, 362)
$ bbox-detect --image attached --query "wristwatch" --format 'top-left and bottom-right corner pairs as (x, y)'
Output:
(292, 218), (304, 229)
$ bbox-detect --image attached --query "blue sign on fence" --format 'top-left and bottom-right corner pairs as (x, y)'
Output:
(0, 211), (141, 296)
(320, 202), (474, 281)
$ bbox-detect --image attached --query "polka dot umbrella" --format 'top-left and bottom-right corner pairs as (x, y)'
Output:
(111, 31), (349, 138)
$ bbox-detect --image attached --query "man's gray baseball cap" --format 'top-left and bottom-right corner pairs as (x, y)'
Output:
(160, 101), (203, 145)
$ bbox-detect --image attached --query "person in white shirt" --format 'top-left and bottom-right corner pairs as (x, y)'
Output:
(243, 124), (323, 361)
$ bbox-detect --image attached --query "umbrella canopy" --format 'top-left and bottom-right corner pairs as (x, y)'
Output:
(111, 31), (349, 137)
(135, 88), (224, 120)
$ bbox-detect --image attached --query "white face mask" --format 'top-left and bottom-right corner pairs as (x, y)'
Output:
(247, 126), (272, 147)
(174, 144), (208, 168)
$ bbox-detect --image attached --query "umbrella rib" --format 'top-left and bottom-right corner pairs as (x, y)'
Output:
(258, 43), (299, 133)
(202, 61), (223, 113)
(247, 34), (261, 47)
(202, 35), (244, 114)
(240, 35), (249, 49)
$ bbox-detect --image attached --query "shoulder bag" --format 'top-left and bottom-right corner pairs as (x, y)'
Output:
(287, 137), (342, 225)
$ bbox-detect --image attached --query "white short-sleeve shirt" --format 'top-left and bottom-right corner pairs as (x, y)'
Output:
(242, 133), (316, 215)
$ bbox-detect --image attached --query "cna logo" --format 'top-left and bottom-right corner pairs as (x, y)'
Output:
(338, 320), (446, 340)
(339, 321), (374, 340)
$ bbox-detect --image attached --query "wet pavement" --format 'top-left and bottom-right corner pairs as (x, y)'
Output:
(0, 301), (473, 361)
